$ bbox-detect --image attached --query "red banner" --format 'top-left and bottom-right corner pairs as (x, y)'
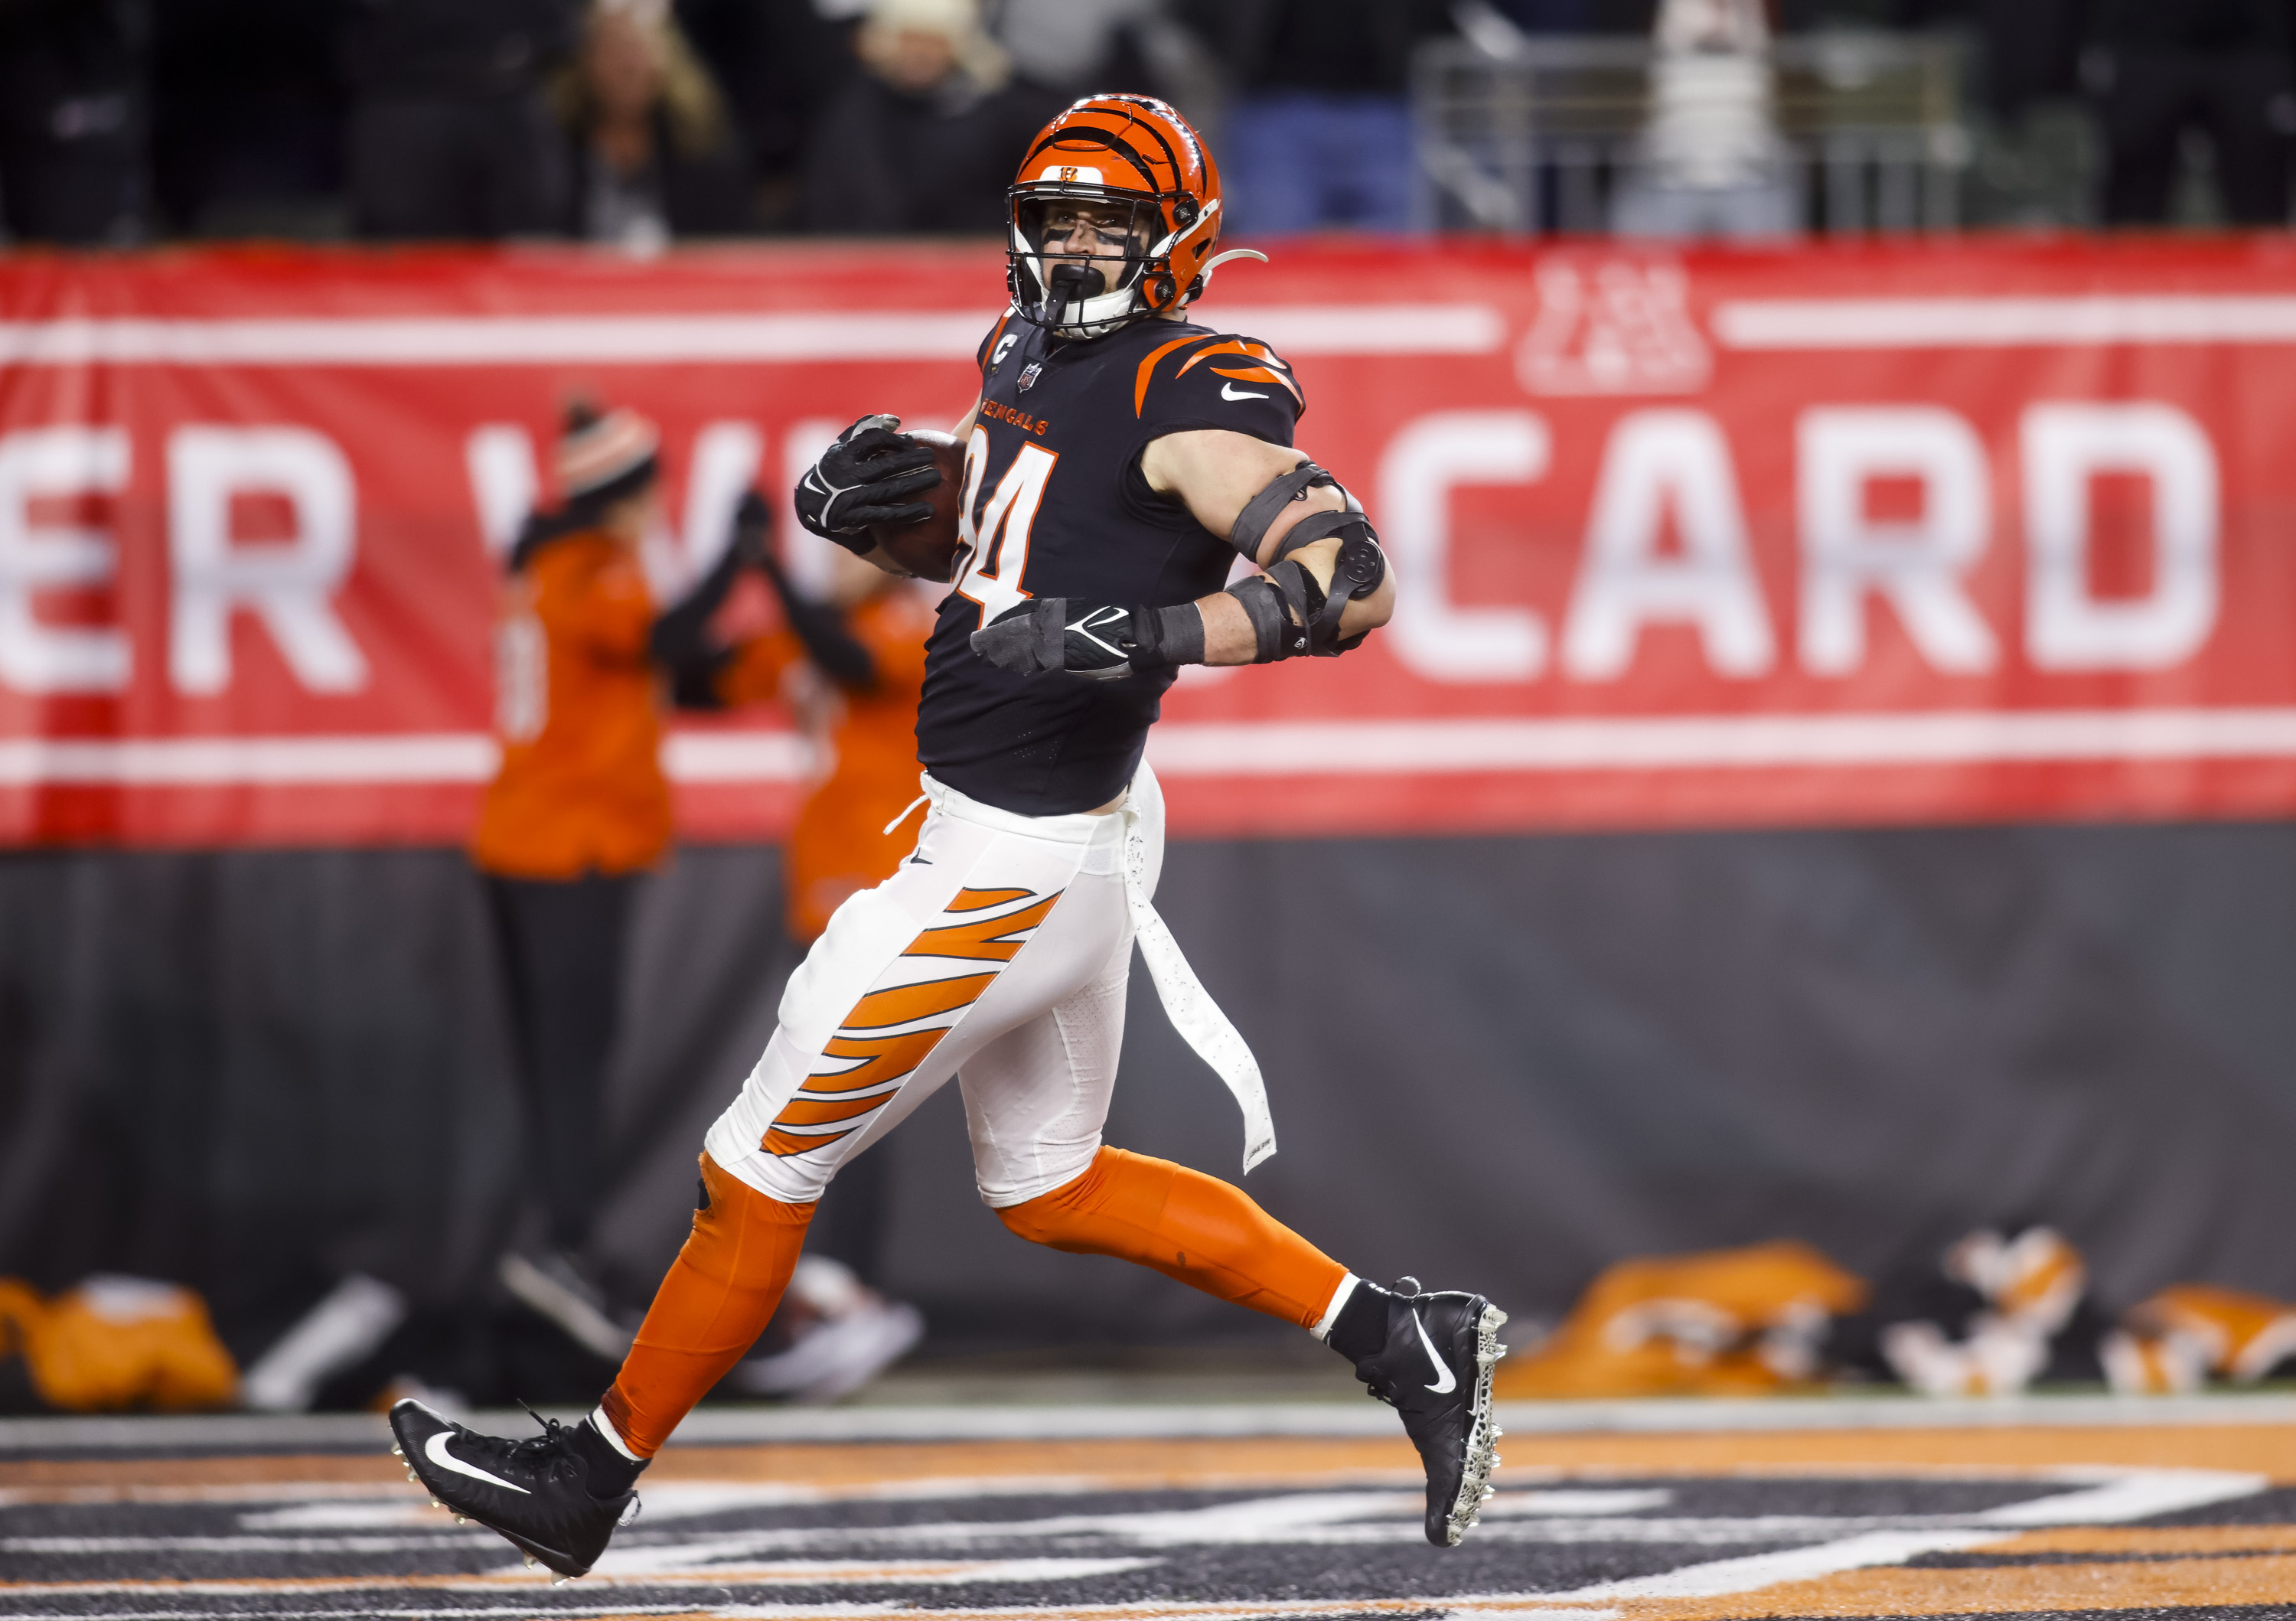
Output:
(5, 237), (2296, 844)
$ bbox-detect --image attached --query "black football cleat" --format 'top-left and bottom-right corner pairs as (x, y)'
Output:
(1347, 1277), (1508, 1547)
(388, 1398), (637, 1579)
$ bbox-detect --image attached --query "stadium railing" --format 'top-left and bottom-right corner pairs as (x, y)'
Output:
(1411, 31), (1971, 237)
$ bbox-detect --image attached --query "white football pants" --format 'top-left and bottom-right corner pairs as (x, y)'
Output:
(703, 766), (1164, 1209)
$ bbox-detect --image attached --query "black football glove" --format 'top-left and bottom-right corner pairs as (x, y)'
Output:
(969, 598), (1202, 681)
(793, 414), (941, 553)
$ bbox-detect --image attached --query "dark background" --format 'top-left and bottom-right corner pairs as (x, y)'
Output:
(3, 818), (2288, 1388)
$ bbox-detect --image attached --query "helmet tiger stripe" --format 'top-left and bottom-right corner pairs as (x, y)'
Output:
(1006, 94), (1228, 341)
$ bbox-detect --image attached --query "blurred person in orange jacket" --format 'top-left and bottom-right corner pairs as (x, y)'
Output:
(678, 543), (934, 1400)
(716, 546), (936, 942)
(474, 401), (762, 1360)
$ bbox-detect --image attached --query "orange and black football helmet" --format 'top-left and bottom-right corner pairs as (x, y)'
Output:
(1007, 95), (1240, 341)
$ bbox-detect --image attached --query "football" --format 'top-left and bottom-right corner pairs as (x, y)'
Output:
(866, 429), (967, 583)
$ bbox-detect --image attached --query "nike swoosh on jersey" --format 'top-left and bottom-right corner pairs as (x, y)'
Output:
(426, 1430), (532, 1495)
(1411, 1309), (1459, 1394)
(1221, 383), (1269, 401)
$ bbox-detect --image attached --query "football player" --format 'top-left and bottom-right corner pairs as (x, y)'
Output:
(392, 94), (1506, 1576)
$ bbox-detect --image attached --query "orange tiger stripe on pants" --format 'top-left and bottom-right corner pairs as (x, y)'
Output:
(615, 772), (1362, 1460)
(760, 890), (1058, 1159)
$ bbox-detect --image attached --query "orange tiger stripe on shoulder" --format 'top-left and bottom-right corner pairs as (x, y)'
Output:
(1176, 339), (1284, 378)
(1136, 335), (1209, 416)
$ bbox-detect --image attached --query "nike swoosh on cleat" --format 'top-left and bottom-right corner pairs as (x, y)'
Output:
(1221, 383), (1268, 401)
(426, 1430), (531, 1495)
(1412, 1309), (1458, 1394)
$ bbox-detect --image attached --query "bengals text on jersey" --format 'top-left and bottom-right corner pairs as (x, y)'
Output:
(915, 308), (1305, 815)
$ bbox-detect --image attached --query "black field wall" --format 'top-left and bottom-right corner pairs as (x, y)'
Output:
(2, 824), (2292, 1373)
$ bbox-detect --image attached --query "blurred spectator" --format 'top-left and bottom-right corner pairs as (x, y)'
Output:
(343, 0), (577, 239)
(474, 403), (762, 1358)
(1962, 0), (2082, 122)
(714, 546), (936, 960)
(1775, 0), (1903, 24)
(151, 0), (347, 239)
(1477, 0), (1598, 30)
(696, 543), (938, 1401)
(552, 0), (754, 251)
(1480, 0), (1665, 24)
(2082, 0), (2296, 226)
(0, 0), (151, 245)
(801, 0), (1060, 234)
(986, 0), (1217, 121)
(676, 0), (863, 228)
(1179, 0), (1454, 234)
(1611, 0), (1797, 238)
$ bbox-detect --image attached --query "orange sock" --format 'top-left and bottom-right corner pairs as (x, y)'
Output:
(996, 1146), (1347, 1331)
(600, 1153), (814, 1457)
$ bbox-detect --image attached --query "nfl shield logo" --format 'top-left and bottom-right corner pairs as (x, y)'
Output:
(1017, 362), (1042, 392)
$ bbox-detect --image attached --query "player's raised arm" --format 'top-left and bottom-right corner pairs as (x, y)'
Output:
(970, 428), (1392, 679)
(1140, 428), (1394, 661)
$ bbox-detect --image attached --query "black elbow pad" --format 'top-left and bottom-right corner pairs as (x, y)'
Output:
(1274, 510), (1386, 657)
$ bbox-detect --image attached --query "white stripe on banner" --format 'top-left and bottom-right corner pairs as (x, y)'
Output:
(1146, 709), (2296, 775)
(1712, 295), (2296, 351)
(2, 710), (2295, 788)
(0, 305), (1502, 367)
(0, 735), (499, 786)
(0, 732), (814, 787)
(660, 731), (814, 781)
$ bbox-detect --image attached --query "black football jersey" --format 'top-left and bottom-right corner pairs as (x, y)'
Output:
(915, 310), (1306, 815)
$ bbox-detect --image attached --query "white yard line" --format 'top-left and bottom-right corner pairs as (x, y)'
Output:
(11, 1389), (2296, 1455)
(1974, 1466), (2271, 1525)
(1538, 1528), (2007, 1600)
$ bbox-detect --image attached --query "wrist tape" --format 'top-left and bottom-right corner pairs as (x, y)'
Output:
(1126, 602), (1208, 673)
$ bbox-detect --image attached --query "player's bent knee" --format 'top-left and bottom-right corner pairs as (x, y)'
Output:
(991, 1145), (1126, 1248)
(993, 1199), (1060, 1247)
(685, 1153), (816, 1276)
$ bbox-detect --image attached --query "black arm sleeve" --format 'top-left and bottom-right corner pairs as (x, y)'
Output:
(647, 538), (748, 670)
(756, 550), (878, 693)
(667, 645), (736, 712)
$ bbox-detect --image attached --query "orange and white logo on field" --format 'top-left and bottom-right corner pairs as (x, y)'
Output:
(763, 887), (1061, 1158)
